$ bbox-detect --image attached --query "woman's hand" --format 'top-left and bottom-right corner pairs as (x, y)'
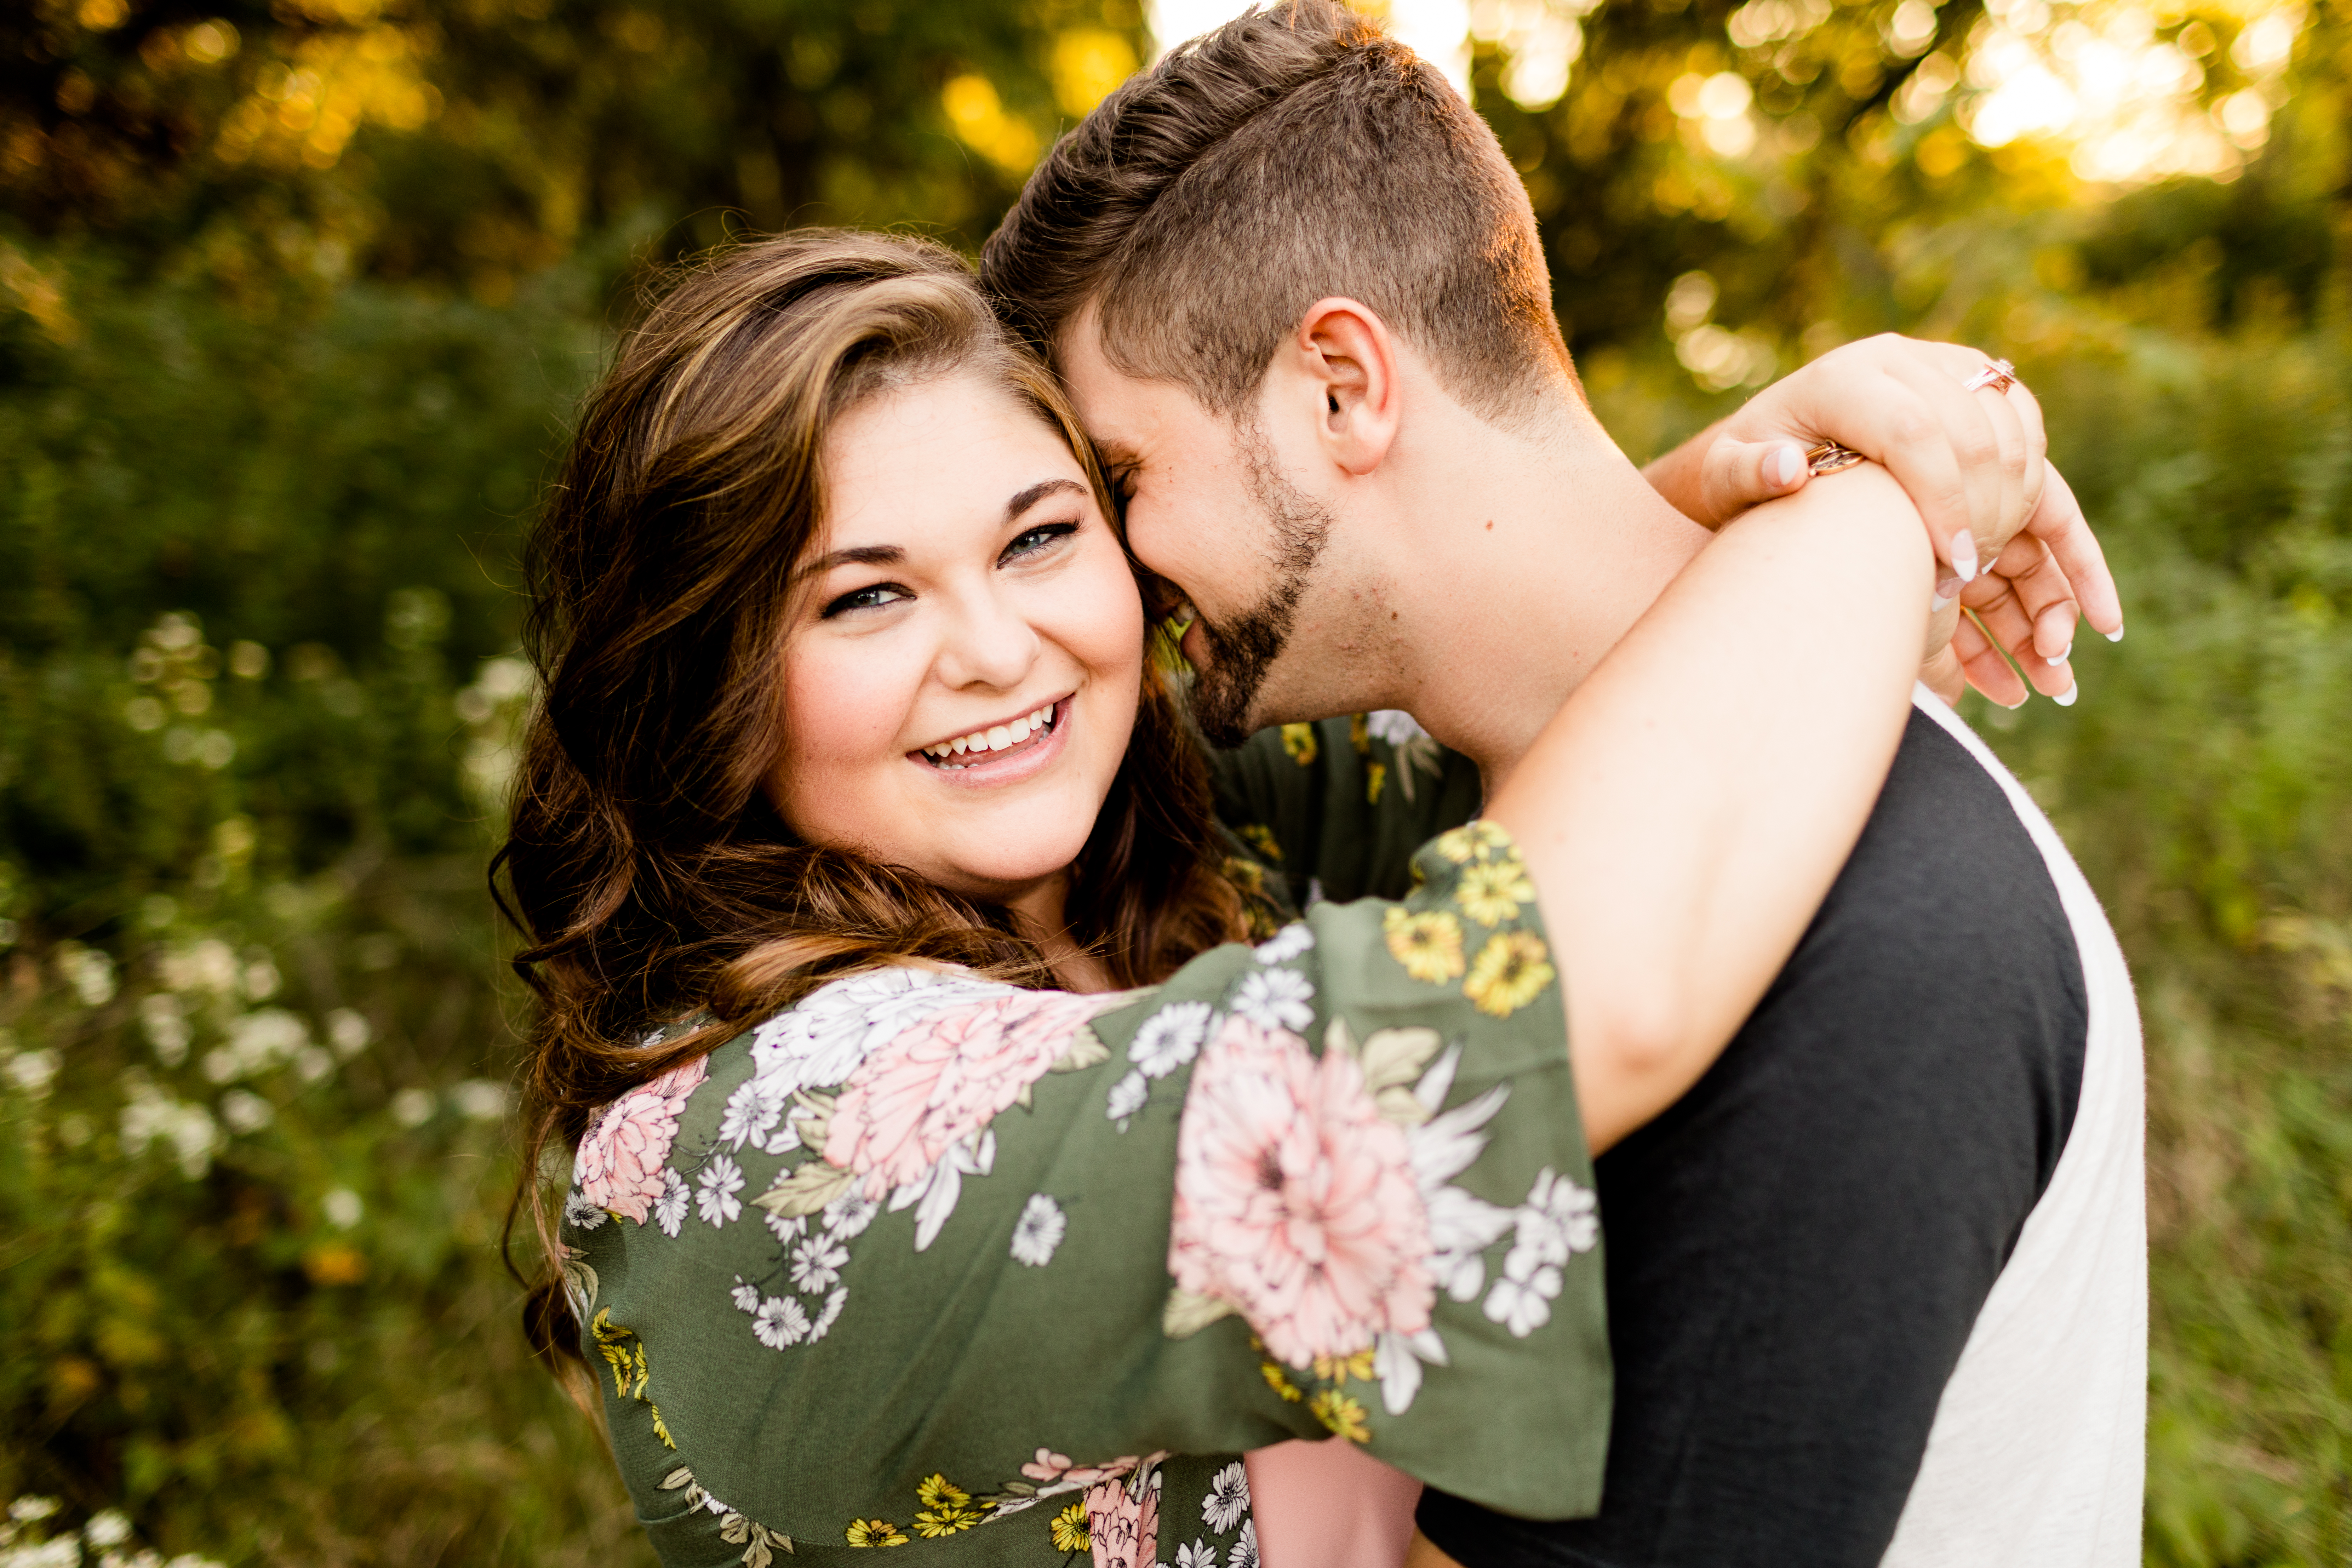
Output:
(1642, 334), (2123, 706)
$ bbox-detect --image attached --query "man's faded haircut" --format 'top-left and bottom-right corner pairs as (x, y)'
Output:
(980, 0), (1580, 429)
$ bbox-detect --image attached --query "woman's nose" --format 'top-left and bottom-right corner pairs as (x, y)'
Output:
(933, 584), (1042, 692)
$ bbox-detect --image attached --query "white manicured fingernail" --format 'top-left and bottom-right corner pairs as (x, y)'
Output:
(2045, 645), (2070, 666)
(1951, 531), (1979, 582)
(2104, 625), (2125, 643)
(1769, 444), (1804, 487)
(1930, 576), (1963, 611)
(2053, 679), (2078, 707)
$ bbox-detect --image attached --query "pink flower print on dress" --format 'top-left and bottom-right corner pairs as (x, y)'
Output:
(823, 991), (1108, 1199)
(1169, 1014), (1435, 1369)
(576, 1056), (710, 1224)
(1022, 1450), (1142, 1488)
(1086, 1474), (1161, 1568)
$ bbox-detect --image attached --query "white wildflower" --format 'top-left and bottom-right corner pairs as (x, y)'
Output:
(1252, 923), (1315, 966)
(1202, 1461), (1251, 1533)
(752, 1295), (809, 1349)
(790, 1233), (849, 1293)
(1105, 1068), (1149, 1129)
(654, 1169), (690, 1237)
(563, 1186), (608, 1231)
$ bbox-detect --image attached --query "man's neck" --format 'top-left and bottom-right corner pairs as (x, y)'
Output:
(1360, 396), (1713, 788)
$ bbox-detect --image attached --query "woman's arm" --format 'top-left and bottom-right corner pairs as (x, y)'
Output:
(1488, 462), (1933, 1154)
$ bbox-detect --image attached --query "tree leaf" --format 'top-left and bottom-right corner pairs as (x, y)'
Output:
(1163, 1287), (1237, 1339)
(754, 1160), (856, 1219)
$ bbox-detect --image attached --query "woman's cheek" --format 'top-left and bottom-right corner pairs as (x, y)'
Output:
(771, 639), (914, 837)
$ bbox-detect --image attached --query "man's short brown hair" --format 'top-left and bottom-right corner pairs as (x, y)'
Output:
(981, 0), (1577, 427)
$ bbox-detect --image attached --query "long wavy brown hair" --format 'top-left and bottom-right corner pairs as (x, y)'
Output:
(497, 229), (1248, 1372)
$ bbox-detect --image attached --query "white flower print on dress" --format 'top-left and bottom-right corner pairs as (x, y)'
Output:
(562, 1185), (607, 1231)
(1009, 1193), (1067, 1267)
(807, 1285), (848, 1343)
(1231, 966), (1315, 1032)
(1202, 1461), (1250, 1533)
(1253, 923), (1316, 966)
(790, 1232), (848, 1293)
(717, 1073), (793, 1154)
(1174, 1541), (1217, 1568)
(748, 967), (1011, 1103)
(1106, 1068), (1149, 1129)
(1510, 1167), (1599, 1266)
(753, 1294), (810, 1349)
(1364, 710), (1430, 747)
(764, 1209), (807, 1244)
(1483, 1258), (1563, 1337)
(1228, 1518), (1260, 1568)
(729, 1276), (760, 1313)
(696, 1154), (745, 1227)
(1127, 1001), (1214, 1080)
(653, 1168), (690, 1238)
(822, 1189), (880, 1239)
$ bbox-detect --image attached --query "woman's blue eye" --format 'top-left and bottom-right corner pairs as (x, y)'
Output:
(1003, 521), (1079, 561)
(821, 584), (908, 618)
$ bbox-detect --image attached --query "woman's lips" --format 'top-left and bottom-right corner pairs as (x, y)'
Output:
(910, 697), (1071, 785)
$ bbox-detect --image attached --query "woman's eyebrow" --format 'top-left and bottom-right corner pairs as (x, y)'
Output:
(1004, 477), (1086, 521)
(796, 543), (903, 579)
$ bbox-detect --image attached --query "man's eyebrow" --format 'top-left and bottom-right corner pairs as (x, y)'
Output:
(796, 543), (904, 579)
(1004, 477), (1087, 522)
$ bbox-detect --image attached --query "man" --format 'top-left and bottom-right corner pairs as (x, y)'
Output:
(980, 4), (2146, 1563)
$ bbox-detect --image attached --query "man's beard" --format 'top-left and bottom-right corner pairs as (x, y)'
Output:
(1187, 423), (1334, 748)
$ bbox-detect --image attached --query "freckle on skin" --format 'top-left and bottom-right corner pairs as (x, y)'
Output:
(1485, 520), (1494, 530)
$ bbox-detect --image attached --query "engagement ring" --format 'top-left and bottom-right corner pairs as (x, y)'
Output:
(1961, 358), (2019, 394)
(1805, 441), (1865, 476)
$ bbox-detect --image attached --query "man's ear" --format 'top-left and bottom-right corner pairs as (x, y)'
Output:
(1294, 297), (1401, 477)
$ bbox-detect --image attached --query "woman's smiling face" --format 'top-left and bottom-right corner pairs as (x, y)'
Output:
(769, 370), (1145, 905)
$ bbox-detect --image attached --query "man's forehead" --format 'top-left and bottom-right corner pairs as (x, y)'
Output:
(1056, 308), (1198, 456)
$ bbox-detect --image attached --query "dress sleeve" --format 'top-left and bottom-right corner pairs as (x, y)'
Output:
(563, 823), (1607, 1568)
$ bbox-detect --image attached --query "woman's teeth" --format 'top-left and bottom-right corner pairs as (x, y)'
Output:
(922, 704), (1057, 766)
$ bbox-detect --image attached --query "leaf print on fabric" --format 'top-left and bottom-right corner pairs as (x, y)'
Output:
(1168, 1014), (1433, 1368)
(1464, 930), (1556, 1018)
(822, 988), (1112, 1200)
(1201, 1462), (1250, 1534)
(1010, 1193), (1067, 1267)
(658, 1468), (794, 1566)
(1253, 923), (1315, 966)
(1383, 908), (1465, 985)
(697, 1154), (745, 1227)
(1229, 967), (1315, 1033)
(590, 1310), (674, 1449)
(1127, 1001), (1214, 1080)
(575, 1055), (709, 1223)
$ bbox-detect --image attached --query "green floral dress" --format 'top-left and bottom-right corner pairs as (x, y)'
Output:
(565, 821), (1606, 1568)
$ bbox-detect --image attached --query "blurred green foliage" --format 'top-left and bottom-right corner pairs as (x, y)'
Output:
(0, 0), (2347, 1562)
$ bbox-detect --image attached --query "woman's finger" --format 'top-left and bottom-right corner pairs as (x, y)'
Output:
(1695, 436), (1812, 525)
(2019, 463), (2124, 641)
(1881, 351), (2026, 568)
(1959, 569), (2075, 698)
(1979, 535), (2081, 665)
(1953, 611), (2028, 707)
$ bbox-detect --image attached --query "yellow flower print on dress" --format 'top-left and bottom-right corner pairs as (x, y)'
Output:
(1281, 723), (1319, 766)
(913, 1474), (982, 1536)
(590, 1309), (675, 1449)
(1384, 907), (1466, 984)
(1311, 1387), (1373, 1444)
(1313, 1349), (1377, 1384)
(1239, 822), (1284, 863)
(1049, 1501), (1092, 1553)
(1366, 760), (1387, 805)
(1435, 820), (1514, 865)
(847, 1518), (909, 1547)
(1455, 859), (1537, 928)
(1465, 931), (1557, 1019)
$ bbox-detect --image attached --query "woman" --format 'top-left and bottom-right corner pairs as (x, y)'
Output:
(503, 230), (2036, 1567)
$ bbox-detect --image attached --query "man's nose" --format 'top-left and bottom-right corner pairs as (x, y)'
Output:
(934, 583), (1042, 691)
